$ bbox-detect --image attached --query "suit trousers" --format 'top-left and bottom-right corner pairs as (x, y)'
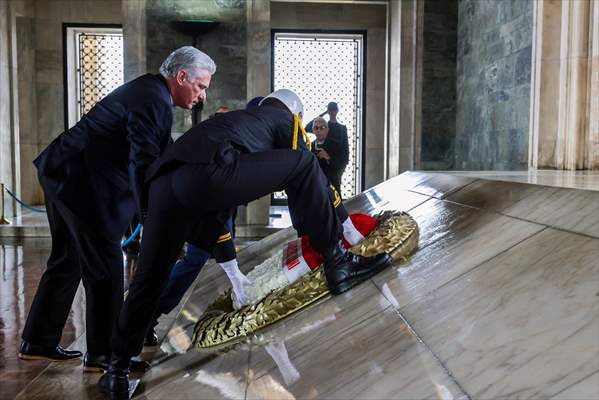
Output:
(156, 243), (211, 316)
(22, 182), (125, 356)
(111, 149), (342, 359)
(157, 215), (233, 316)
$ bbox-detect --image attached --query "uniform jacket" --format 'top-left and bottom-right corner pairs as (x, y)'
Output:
(146, 105), (306, 182)
(34, 73), (173, 239)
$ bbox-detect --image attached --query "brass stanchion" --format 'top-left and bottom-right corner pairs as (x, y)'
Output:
(0, 183), (11, 225)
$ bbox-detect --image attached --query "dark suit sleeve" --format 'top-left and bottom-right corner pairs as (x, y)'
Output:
(325, 125), (349, 170)
(126, 100), (172, 221)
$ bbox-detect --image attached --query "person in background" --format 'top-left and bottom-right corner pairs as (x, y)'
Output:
(305, 101), (349, 197)
(210, 105), (230, 118)
(309, 116), (349, 198)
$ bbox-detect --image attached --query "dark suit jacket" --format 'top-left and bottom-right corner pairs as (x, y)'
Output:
(325, 122), (349, 169)
(34, 73), (173, 239)
(146, 105), (305, 182)
(310, 122), (349, 191)
(305, 120), (349, 170)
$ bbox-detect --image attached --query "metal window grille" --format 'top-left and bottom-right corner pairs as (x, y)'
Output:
(273, 32), (364, 201)
(76, 32), (123, 119)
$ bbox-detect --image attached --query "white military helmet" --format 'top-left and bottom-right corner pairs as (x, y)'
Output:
(260, 89), (304, 118)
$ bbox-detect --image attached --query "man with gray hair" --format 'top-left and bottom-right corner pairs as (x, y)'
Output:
(310, 114), (349, 197)
(19, 46), (215, 373)
(306, 102), (350, 198)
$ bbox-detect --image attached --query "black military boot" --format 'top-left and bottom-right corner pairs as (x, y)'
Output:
(98, 355), (131, 399)
(323, 240), (392, 295)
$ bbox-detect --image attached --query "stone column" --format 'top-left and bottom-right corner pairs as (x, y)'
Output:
(0, 0), (20, 218)
(386, 0), (400, 179)
(587, 0), (599, 169)
(16, 0), (39, 206)
(122, 0), (146, 82)
(240, 0), (270, 228)
(247, 0), (269, 101)
(386, 0), (422, 178)
(530, 0), (598, 170)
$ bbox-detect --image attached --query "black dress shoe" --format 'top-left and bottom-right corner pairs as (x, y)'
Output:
(98, 372), (130, 399)
(324, 241), (393, 295)
(18, 341), (83, 361)
(144, 328), (159, 347)
(84, 353), (150, 373)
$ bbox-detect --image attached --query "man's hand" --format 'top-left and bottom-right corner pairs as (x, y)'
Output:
(317, 149), (331, 160)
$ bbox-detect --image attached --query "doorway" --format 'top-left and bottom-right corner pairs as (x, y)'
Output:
(64, 24), (123, 129)
(272, 30), (366, 202)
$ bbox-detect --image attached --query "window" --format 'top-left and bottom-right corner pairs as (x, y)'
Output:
(272, 31), (364, 201)
(65, 25), (123, 129)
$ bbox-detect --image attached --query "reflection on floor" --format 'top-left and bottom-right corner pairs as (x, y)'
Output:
(2, 171), (598, 399)
(0, 239), (85, 399)
(0, 206), (292, 239)
(435, 169), (599, 191)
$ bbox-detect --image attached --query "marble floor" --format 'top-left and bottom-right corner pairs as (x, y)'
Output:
(2, 171), (598, 399)
(0, 206), (292, 239)
(435, 169), (599, 191)
(0, 238), (84, 399)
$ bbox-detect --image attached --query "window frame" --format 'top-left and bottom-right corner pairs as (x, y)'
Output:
(62, 23), (123, 131)
(270, 28), (367, 204)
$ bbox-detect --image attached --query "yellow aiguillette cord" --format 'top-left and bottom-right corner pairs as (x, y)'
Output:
(292, 113), (312, 151)
(292, 114), (299, 150)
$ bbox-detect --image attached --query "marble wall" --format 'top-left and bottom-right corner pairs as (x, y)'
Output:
(14, 0), (122, 205)
(0, 0), (19, 218)
(420, 0), (458, 170)
(270, 1), (387, 189)
(592, 2), (599, 170)
(122, 0), (147, 82)
(455, 0), (533, 170)
(145, 0), (247, 135)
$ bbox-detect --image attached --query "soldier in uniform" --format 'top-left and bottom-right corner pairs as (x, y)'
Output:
(99, 89), (393, 397)
(19, 47), (216, 373)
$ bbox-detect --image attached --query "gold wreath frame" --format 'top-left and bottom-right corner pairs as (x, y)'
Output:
(192, 211), (419, 349)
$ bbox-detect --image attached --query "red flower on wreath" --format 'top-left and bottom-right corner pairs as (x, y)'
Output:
(300, 213), (379, 269)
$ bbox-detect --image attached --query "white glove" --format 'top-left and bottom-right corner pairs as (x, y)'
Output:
(219, 259), (251, 306)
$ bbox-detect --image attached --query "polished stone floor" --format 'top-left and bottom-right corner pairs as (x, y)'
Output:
(0, 239), (84, 399)
(437, 169), (599, 191)
(2, 171), (598, 399)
